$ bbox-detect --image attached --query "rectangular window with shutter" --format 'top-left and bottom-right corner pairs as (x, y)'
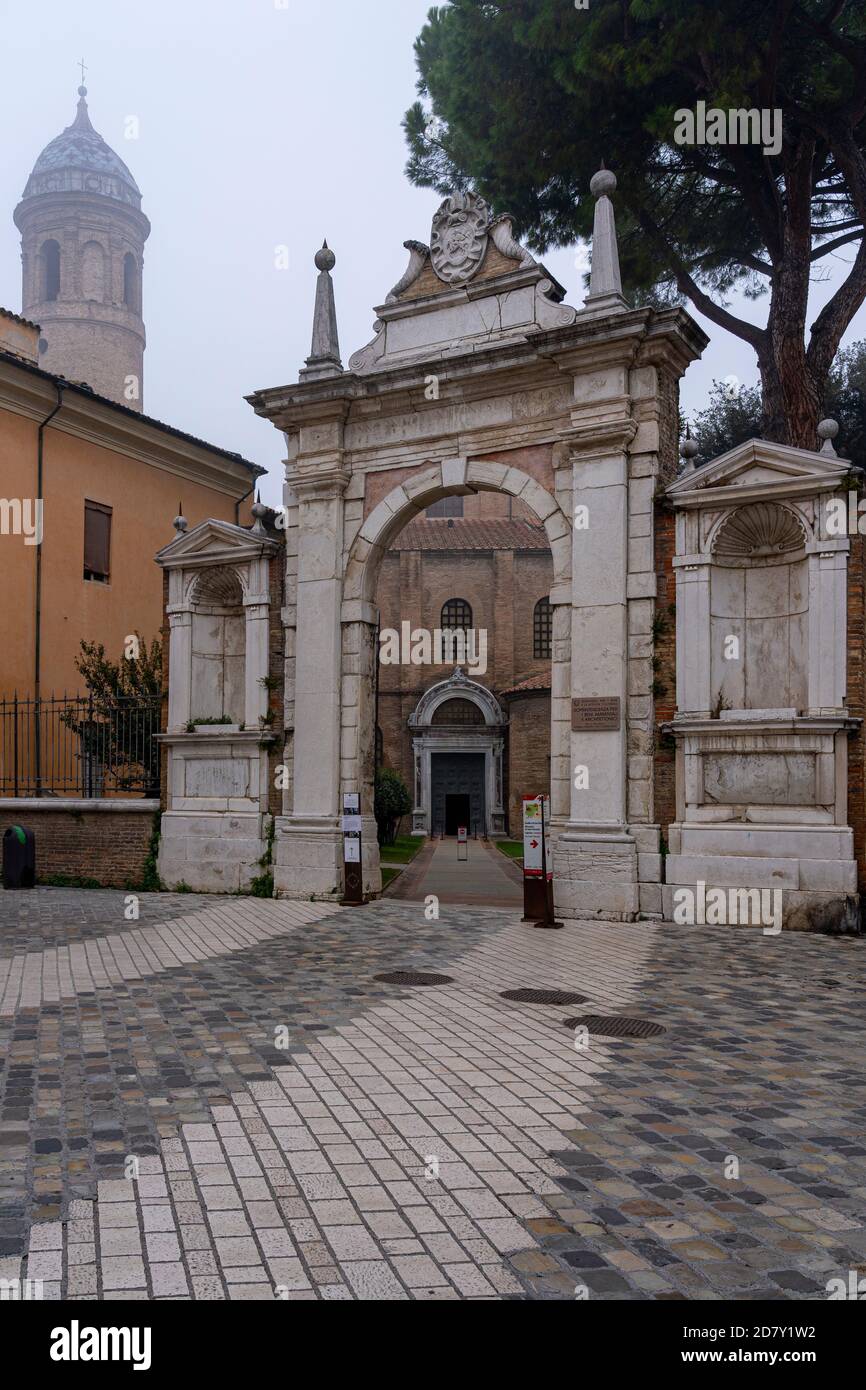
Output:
(84, 500), (111, 582)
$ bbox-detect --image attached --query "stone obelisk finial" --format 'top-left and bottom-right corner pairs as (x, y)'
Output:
(300, 241), (343, 381)
(584, 164), (627, 315)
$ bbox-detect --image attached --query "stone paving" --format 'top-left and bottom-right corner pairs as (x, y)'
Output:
(0, 886), (864, 1300)
(388, 836), (523, 906)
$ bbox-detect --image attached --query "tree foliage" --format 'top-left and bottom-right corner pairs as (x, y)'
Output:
(689, 338), (866, 468)
(404, 0), (866, 446)
(61, 636), (163, 796)
(374, 768), (412, 846)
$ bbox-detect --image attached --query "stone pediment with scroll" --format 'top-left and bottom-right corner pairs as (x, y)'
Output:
(348, 190), (578, 374)
(155, 518), (279, 573)
(667, 437), (852, 509)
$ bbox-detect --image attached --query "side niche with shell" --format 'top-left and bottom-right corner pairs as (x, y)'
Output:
(712, 502), (806, 562)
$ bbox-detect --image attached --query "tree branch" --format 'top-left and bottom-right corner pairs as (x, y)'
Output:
(811, 229), (864, 259)
(632, 205), (765, 349)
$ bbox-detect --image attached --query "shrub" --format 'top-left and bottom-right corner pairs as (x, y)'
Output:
(374, 769), (411, 847)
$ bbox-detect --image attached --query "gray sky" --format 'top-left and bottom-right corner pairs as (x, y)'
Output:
(2, 0), (864, 509)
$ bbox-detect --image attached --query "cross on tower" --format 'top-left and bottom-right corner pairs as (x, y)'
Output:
(78, 58), (88, 86)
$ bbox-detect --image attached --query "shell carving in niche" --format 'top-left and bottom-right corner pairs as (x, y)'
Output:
(713, 503), (805, 559)
(192, 565), (243, 607)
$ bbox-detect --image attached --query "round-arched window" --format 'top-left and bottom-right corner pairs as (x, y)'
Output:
(41, 240), (61, 301)
(123, 253), (140, 313)
(533, 596), (552, 659)
(440, 597), (472, 631)
(431, 698), (484, 726)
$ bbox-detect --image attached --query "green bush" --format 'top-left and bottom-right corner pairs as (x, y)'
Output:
(374, 769), (411, 847)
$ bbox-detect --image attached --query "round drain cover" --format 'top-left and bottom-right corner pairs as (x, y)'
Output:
(374, 971), (454, 987)
(563, 1014), (666, 1038)
(501, 988), (588, 1005)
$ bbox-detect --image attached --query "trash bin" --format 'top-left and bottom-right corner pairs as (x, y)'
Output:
(2, 825), (35, 888)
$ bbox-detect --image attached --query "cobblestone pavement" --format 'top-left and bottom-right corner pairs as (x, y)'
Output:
(0, 887), (864, 1301)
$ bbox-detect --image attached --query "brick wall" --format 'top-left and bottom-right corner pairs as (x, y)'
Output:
(375, 536), (554, 818)
(503, 693), (551, 835)
(0, 800), (158, 888)
(653, 500), (677, 844)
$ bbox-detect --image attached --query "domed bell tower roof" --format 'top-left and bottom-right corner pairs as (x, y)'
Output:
(18, 87), (143, 211)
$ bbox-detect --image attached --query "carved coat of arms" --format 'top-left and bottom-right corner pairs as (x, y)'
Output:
(430, 192), (490, 284)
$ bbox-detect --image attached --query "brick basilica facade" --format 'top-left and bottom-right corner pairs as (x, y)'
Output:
(374, 487), (553, 838)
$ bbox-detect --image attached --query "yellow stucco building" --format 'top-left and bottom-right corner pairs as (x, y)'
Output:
(0, 309), (261, 702)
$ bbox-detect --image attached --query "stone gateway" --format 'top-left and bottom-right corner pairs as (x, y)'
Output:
(155, 172), (861, 931)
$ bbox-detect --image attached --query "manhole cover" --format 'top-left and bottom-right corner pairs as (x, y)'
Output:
(374, 971), (454, 987)
(501, 988), (588, 1005)
(563, 1014), (666, 1038)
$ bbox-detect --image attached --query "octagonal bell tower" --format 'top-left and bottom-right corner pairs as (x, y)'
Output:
(13, 85), (150, 409)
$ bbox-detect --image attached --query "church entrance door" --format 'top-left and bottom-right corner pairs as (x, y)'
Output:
(445, 794), (471, 836)
(431, 752), (485, 837)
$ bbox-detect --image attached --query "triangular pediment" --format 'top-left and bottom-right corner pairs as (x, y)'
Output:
(667, 437), (851, 506)
(155, 517), (279, 568)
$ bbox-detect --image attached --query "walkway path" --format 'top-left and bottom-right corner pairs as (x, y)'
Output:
(388, 837), (523, 907)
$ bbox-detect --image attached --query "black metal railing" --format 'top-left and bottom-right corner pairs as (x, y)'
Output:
(0, 693), (162, 798)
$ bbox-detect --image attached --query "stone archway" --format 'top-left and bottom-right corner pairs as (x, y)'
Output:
(246, 178), (706, 918)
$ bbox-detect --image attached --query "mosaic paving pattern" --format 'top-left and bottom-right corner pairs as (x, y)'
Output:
(0, 886), (864, 1300)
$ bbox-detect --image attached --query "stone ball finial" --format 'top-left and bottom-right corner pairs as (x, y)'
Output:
(78, 85), (87, 97)
(315, 241), (336, 273)
(817, 418), (839, 445)
(590, 165), (617, 198)
(680, 435), (699, 460)
(818, 418), (840, 456)
(173, 512), (187, 535)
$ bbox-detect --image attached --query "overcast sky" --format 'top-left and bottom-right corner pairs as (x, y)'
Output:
(2, 0), (864, 509)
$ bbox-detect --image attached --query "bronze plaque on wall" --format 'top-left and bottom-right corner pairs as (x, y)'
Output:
(571, 696), (621, 732)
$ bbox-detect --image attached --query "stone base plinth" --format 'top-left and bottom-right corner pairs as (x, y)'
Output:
(664, 821), (859, 932)
(273, 814), (381, 901)
(553, 827), (640, 922)
(158, 811), (268, 893)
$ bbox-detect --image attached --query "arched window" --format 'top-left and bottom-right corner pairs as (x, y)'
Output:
(41, 240), (61, 301)
(441, 597), (472, 632)
(533, 596), (552, 659)
(431, 699), (484, 726)
(123, 253), (139, 312)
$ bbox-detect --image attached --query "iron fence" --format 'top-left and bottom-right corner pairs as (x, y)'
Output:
(0, 693), (162, 798)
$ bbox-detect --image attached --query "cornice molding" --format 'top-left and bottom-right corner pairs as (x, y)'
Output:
(561, 417), (638, 457)
(0, 358), (260, 497)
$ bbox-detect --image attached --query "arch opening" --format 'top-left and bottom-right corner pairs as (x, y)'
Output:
(351, 462), (566, 851)
(41, 239), (61, 301)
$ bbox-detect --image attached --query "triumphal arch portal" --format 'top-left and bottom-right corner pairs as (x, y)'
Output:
(235, 172), (706, 919)
(157, 168), (722, 917)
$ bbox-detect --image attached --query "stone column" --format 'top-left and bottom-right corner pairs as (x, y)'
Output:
(556, 419), (639, 920)
(673, 560), (712, 715)
(166, 605), (192, 732)
(243, 557), (272, 730)
(274, 466), (349, 898)
(806, 538), (849, 714)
